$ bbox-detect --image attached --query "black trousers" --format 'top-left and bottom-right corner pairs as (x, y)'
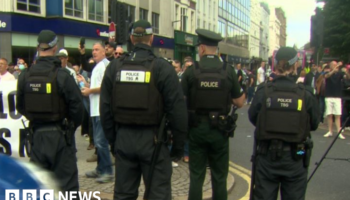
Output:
(30, 125), (79, 192)
(113, 126), (172, 200)
(252, 151), (308, 200)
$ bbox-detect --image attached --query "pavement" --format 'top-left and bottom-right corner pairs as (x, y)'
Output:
(75, 128), (235, 200)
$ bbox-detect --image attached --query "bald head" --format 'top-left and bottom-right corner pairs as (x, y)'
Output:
(330, 61), (338, 69)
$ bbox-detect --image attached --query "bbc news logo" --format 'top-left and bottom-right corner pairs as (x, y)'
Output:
(5, 189), (101, 200)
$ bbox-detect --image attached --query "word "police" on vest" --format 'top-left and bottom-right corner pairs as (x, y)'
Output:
(277, 98), (292, 107)
(200, 81), (219, 88)
(29, 83), (42, 91)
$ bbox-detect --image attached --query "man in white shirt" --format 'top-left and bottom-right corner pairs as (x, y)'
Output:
(257, 61), (266, 85)
(81, 43), (113, 183)
(0, 58), (15, 82)
(56, 49), (78, 84)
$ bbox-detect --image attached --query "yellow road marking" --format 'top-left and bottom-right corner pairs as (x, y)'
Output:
(229, 161), (252, 200)
(229, 161), (251, 176)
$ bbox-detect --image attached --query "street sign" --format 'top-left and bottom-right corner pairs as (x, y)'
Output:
(324, 48), (330, 55)
(109, 22), (116, 42)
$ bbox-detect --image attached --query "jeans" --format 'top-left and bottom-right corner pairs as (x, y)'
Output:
(247, 86), (255, 103)
(82, 97), (90, 114)
(318, 96), (325, 123)
(92, 116), (112, 175)
(184, 140), (189, 157)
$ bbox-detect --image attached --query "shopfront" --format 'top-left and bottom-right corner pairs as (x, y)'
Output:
(152, 35), (175, 59)
(0, 13), (109, 65)
(174, 30), (198, 63)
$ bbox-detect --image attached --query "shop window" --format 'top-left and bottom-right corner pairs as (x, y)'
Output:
(65, 0), (83, 18)
(181, 7), (187, 32)
(140, 8), (148, 21)
(152, 13), (159, 34)
(127, 5), (136, 22)
(88, 0), (104, 22)
(17, 0), (41, 14)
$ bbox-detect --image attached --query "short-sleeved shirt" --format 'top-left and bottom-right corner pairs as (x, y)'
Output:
(0, 71), (15, 82)
(236, 69), (243, 86)
(181, 55), (243, 100)
(325, 71), (345, 98)
(90, 58), (109, 117)
(257, 67), (265, 85)
(249, 73), (256, 87)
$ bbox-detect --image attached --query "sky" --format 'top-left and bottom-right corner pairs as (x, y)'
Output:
(259, 0), (319, 48)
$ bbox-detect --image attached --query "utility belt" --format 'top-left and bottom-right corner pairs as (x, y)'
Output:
(257, 138), (313, 168)
(30, 119), (75, 146)
(189, 110), (237, 137)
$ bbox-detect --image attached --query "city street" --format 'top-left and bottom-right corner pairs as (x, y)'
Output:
(228, 105), (350, 200)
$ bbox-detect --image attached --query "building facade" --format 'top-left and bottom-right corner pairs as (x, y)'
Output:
(268, 6), (281, 57)
(173, 0), (197, 62)
(0, 0), (176, 64)
(196, 0), (218, 32)
(259, 2), (270, 61)
(275, 7), (287, 47)
(217, 0), (251, 65)
(117, 0), (175, 58)
(249, 0), (260, 59)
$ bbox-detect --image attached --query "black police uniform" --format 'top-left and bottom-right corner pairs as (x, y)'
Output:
(248, 75), (319, 200)
(181, 29), (243, 200)
(100, 21), (187, 199)
(16, 48), (83, 191)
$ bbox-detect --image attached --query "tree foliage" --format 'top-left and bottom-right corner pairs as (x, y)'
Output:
(323, 0), (350, 61)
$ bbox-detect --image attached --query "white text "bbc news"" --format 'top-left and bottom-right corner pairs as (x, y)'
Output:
(5, 190), (101, 200)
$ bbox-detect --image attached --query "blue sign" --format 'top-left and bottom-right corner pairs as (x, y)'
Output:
(0, 13), (109, 39)
(0, 14), (11, 32)
(152, 35), (174, 49)
(228, 55), (250, 64)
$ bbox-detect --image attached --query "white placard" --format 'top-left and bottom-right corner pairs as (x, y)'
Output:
(0, 80), (29, 158)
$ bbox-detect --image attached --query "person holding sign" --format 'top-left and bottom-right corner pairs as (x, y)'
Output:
(100, 20), (187, 199)
(16, 30), (83, 194)
(248, 47), (319, 200)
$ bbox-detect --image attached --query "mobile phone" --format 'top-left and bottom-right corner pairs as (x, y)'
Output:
(80, 37), (85, 49)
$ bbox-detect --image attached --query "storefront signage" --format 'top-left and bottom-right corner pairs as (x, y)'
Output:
(185, 35), (194, 45)
(0, 14), (11, 32)
(0, 20), (6, 28)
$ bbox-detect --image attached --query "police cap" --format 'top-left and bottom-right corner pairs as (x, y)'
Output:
(37, 30), (58, 51)
(131, 20), (153, 37)
(195, 29), (223, 46)
(275, 47), (298, 65)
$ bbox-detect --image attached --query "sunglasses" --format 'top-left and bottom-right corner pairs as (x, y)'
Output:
(115, 52), (124, 55)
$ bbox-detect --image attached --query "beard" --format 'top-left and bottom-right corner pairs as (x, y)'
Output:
(106, 51), (113, 57)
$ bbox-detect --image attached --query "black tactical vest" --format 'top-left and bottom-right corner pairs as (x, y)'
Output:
(24, 66), (67, 122)
(189, 62), (231, 115)
(112, 57), (164, 125)
(256, 82), (310, 143)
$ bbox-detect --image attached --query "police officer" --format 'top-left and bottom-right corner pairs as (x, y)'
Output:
(16, 30), (83, 193)
(181, 29), (245, 200)
(100, 20), (187, 200)
(248, 47), (319, 200)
